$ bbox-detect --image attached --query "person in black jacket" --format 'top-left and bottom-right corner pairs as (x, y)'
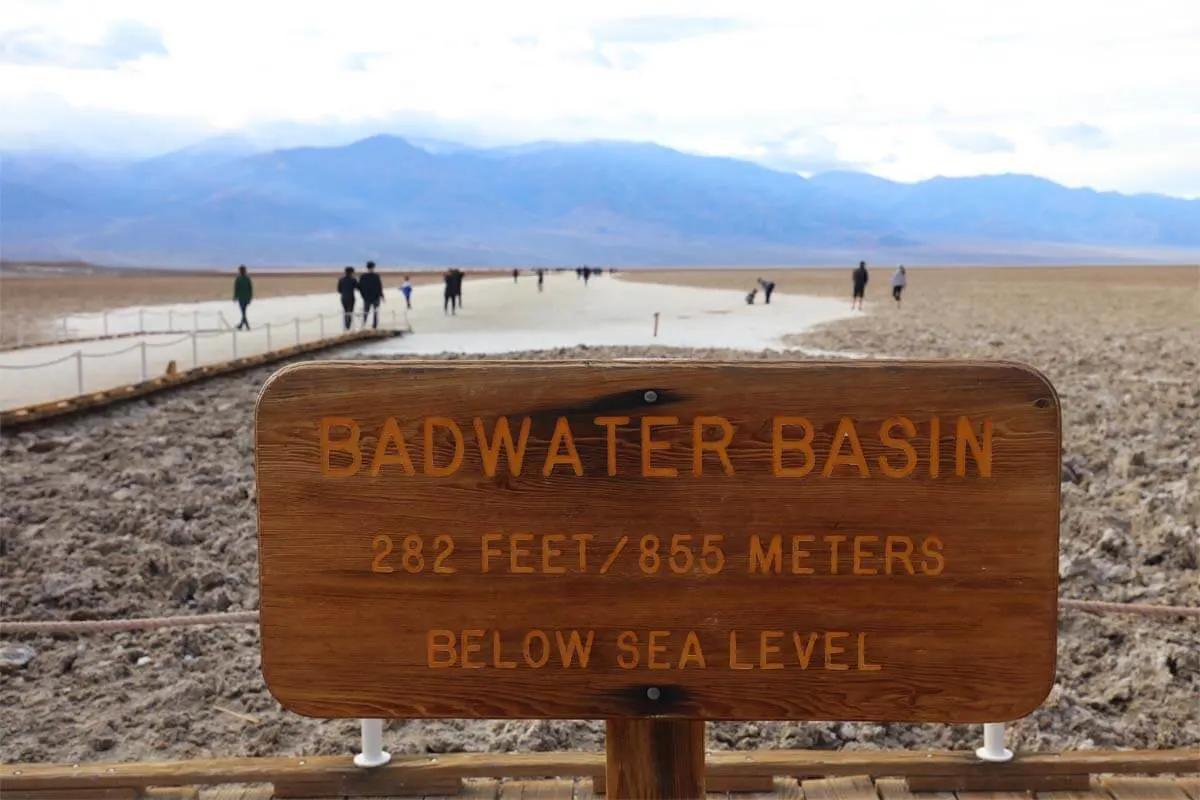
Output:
(443, 268), (457, 315)
(852, 261), (869, 310)
(757, 277), (776, 304)
(452, 268), (465, 309)
(358, 261), (384, 329)
(337, 266), (358, 331)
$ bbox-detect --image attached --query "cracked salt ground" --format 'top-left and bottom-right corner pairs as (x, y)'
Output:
(1, 271), (1197, 761)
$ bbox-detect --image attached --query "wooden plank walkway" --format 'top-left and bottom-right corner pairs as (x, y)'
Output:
(3, 775), (1191, 799)
(0, 328), (399, 429)
(2, 749), (1196, 799)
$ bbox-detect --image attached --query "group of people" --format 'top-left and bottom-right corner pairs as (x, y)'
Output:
(230, 261), (415, 334)
(746, 277), (777, 305)
(229, 259), (910, 335)
(852, 262), (908, 310)
(337, 261), (400, 330)
(740, 263), (908, 310)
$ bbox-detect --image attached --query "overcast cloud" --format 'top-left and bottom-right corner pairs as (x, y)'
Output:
(1, 0), (1197, 196)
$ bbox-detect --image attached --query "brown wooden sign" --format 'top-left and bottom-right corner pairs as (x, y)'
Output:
(254, 360), (1061, 723)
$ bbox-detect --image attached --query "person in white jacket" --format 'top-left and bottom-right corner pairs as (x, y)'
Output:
(891, 265), (907, 307)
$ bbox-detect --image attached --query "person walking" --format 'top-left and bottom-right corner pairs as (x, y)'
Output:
(512, 268), (520, 283)
(453, 268), (465, 309)
(232, 264), (253, 330)
(891, 265), (907, 307)
(358, 261), (384, 329)
(852, 261), (869, 310)
(337, 266), (358, 331)
(400, 276), (413, 309)
(536, 268), (545, 292)
(443, 268), (458, 315)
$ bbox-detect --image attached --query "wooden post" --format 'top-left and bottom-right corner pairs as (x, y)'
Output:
(605, 719), (705, 799)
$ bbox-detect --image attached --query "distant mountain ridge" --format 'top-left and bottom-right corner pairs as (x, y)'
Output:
(2, 135), (1198, 267)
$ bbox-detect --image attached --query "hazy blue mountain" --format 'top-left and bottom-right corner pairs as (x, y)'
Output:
(2, 135), (1198, 266)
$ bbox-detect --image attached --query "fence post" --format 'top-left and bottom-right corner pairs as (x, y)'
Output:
(139, 309), (145, 333)
(169, 310), (175, 330)
(232, 330), (239, 359)
(60, 316), (68, 342)
(295, 318), (301, 346)
(976, 723), (1013, 762)
(16, 316), (23, 347)
(103, 311), (109, 337)
(353, 719), (391, 768)
(193, 310), (200, 331)
(320, 314), (325, 340)
(75, 351), (84, 395)
(140, 341), (148, 382)
(191, 332), (199, 369)
(266, 322), (272, 351)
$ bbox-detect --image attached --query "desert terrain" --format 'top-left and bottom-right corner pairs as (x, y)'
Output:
(1, 265), (1197, 763)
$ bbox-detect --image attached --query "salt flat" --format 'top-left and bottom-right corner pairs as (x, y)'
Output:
(351, 270), (852, 356)
(0, 272), (850, 410)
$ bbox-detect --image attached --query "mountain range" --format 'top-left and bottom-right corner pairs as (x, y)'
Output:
(2, 135), (1198, 267)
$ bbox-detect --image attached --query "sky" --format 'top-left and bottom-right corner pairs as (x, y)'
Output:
(2, 0), (1199, 197)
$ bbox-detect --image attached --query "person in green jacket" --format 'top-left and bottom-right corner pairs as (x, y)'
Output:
(233, 265), (253, 330)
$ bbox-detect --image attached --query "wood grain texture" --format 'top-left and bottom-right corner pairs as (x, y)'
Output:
(1101, 777), (1194, 799)
(800, 775), (880, 798)
(604, 719), (705, 799)
(875, 777), (955, 799)
(254, 359), (1062, 723)
(907, 774), (1089, 792)
(9, 750), (1196, 791)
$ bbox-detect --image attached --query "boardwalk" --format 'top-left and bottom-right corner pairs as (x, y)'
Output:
(0, 309), (404, 413)
(3, 749), (1196, 799)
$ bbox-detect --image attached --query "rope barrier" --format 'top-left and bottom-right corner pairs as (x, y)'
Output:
(1, 598), (1195, 636)
(1059, 598), (1200, 619)
(0, 611), (260, 634)
(0, 313), (371, 370)
(143, 334), (200, 349)
(0, 350), (81, 369)
(79, 342), (146, 358)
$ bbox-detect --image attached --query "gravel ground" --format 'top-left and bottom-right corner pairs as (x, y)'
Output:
(2, 270), (1197, 763)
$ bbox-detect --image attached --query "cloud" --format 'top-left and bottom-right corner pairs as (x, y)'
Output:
(750, 130), (867, 175)
(569, 45), (646, 71)
(343, 52), (384, 71)
(0, 92), (213, 156)
(590, 16), (748, 45)
(1044, 123), (1110, 149)
(1, 0), (1198, 196)
(938, 131), (1016, 154)
(0, 20), (166, 69)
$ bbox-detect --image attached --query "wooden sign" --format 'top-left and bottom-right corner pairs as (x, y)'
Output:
(254, 360), (1061, 723)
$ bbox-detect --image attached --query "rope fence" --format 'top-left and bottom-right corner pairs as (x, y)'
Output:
(3, 305), (412, 350)
(2, 598), (1195, 636)
(0, 309), (408, 403)
(0, 593), (1191, 772)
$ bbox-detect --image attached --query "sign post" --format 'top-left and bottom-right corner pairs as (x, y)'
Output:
(255, 360), (1062, 799)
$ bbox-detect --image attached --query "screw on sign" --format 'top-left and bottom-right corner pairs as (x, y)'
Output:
(254, 359), (1062, 799)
